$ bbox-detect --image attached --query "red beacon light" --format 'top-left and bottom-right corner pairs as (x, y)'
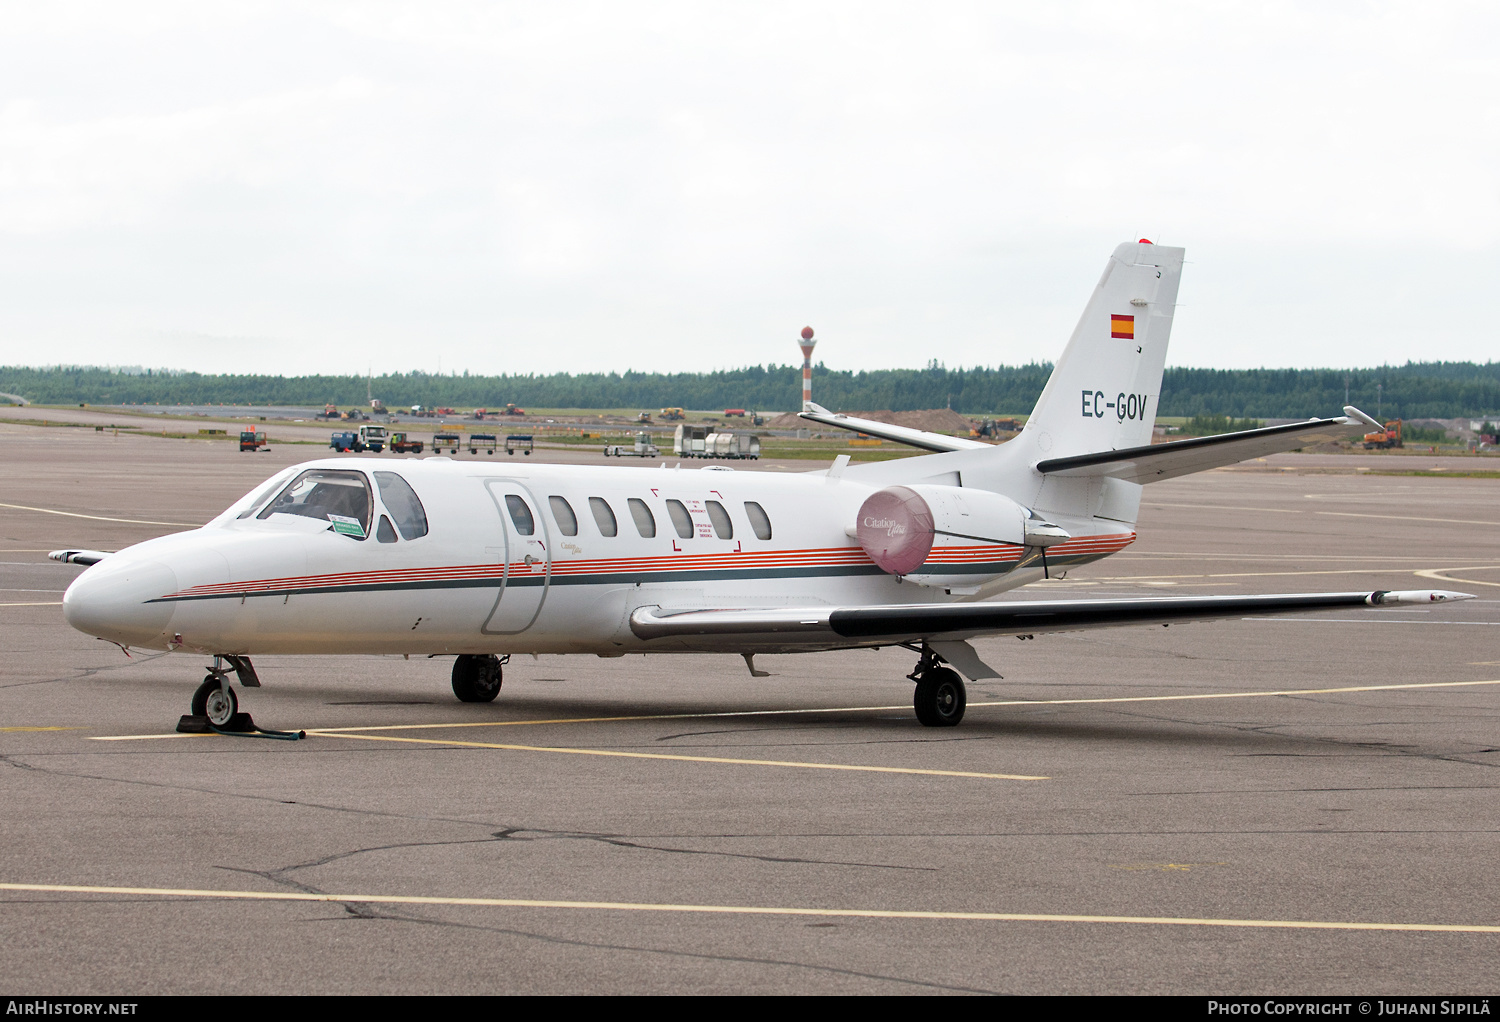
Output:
(1138, 238), (1153, 244)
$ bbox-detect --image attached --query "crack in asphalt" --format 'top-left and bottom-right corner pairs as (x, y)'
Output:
(0, 651), (171, 689)
(486, 826), (937, 872)
(300, 901), (1003, 994)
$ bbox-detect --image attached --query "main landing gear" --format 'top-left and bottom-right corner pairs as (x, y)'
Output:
(908, 645), (966, 727)
(452, 654), (507, 703)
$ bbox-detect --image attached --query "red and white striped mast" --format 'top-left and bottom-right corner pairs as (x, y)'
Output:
(798, 326), (817, 410)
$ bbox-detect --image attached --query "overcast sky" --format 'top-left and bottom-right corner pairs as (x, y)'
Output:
(1, 1), (1496, 377)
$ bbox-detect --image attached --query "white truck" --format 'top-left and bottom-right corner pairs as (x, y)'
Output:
(356, 424), (388, 452)
(604, 432), (660, 458)
(673, 424), (711, 458)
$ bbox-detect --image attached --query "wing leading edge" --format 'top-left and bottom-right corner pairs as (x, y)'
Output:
(631, 590), (1472, 651)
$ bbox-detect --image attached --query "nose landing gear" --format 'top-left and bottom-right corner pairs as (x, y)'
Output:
(176, 656), (302, 739)
(452, 654), (507, 703)
(908, 645), (967, 727)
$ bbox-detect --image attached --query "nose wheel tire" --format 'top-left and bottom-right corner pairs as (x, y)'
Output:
(191, 677), (239, 728)
(914, 667), (966, 727)
(452, 655), (503, 703)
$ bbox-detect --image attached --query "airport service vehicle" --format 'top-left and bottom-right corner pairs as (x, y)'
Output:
(1363, 419), (1403, 450)
(389, 432), (424, 455)
(725, 409), (746, 418)
(467, 433), (497, 455)
(505, 435), (534, 456)
(504, 404), (526, 416)
(357, 425), (388, 453)
(322, 404), (339, 419)
(239, 431), (268, 452)
(432, 432), (460, 454)
(328, 431), (359, 452)
(660, 407), (685, 421)
(55, 241), (1471, 732)
(604, 432), (660, 458)
(674, 424), (711, 457)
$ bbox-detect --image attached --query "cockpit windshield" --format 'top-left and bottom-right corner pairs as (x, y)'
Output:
(256, 469), (372, 539)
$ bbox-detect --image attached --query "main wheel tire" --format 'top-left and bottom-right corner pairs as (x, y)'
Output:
(913, 667), (966, 727)
(452, 655), (503, 703)
(191, 677), (239, 727)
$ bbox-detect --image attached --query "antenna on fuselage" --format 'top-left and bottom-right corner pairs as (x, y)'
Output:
(798, 326), (816, 411)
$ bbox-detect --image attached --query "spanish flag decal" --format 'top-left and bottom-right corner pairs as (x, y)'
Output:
(1110, 314), (1135, 339)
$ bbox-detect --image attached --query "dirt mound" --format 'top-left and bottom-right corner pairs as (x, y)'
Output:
(764, 408), (974, 434)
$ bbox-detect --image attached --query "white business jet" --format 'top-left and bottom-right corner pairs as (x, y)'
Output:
(55, 241), (1468, 730)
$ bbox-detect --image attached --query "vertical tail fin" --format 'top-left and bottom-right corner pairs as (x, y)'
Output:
(1022, 241), (1183, 460)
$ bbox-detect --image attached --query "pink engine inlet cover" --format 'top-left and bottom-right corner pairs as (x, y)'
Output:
(856, 486), (934, 576)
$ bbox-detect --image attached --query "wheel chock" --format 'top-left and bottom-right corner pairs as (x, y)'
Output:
(176, 714), (211, 734)
(209, 713), (306, 741)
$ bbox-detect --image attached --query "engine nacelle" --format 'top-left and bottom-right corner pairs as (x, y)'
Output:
(856, 484), (1045, 590)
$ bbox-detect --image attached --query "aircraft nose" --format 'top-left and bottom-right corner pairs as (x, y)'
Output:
(63, 558), (177, 648)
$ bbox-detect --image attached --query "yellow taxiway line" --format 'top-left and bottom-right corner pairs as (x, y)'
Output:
(301, 730), (1048, 780)
(2, 881), (1496, 935)
(0, 601), (63, 607)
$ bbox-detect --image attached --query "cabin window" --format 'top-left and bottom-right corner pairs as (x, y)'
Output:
(257, 469), (372, 539)
(373, 471), (429, 540)
(589, 497), (618, 537)
(705, 500), (733, 539)
(744, 501), (772, 540)
(549, 496), (578, 536)
(505, 494), (535, 536)
(665, 499), (693, 539)
(375, 515), (398, 543)
(627, 498), (656, 538)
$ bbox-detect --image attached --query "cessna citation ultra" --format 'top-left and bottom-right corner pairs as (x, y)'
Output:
(56, 241), (1469, 730)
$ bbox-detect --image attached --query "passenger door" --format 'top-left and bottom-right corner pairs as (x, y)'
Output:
(481, 481), (551, 634)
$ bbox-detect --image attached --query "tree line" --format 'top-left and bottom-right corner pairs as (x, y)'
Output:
(1, 361), (1496, 419)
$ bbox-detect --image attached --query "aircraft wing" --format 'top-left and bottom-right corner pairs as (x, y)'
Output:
(797, 403), (993, 453)
(631, 589), (1471, 657)
(1035, 406), (1380, 484)
(49, 549), (110, 566)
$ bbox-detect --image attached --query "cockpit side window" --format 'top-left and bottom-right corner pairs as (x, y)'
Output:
(374, 471), (430, 540)
(257, 469), (372, 539)
(375, 515), (398, 543)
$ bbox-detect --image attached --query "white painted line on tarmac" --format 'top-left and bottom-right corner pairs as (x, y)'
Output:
(1416, 567), (1500, 588)
(3, 882), (1497, 935)
(1248, 618), (1500, 626)
(0, 501), (198, 528)
(1316, 511), (1500, 527)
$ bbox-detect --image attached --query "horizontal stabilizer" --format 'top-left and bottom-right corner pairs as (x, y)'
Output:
(1035, 409), (1377, 484)
(798, 403), (992, 453)
(630, 590), (1473, 650)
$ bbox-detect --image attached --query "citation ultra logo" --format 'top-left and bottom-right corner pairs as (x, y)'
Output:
(863, 516), (907, 538)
